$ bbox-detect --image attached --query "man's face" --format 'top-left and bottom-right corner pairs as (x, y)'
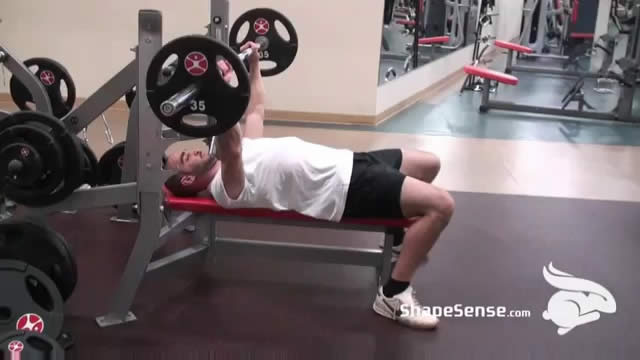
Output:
(166, 149), (214, 175)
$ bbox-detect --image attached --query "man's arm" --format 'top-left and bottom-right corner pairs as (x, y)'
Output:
(240, 42), (265, 139)
(215, 123), (245, 199)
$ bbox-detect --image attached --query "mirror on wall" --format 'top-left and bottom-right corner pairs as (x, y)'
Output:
(379, 0), (416, 84)
(378, 0), (491, 85)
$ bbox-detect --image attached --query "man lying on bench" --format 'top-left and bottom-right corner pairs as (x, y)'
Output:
(164, 42), (455, 330)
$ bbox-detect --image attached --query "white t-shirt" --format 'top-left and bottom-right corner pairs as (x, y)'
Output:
(209, 137), (354, 222)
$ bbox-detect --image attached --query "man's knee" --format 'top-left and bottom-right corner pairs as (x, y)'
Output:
(430, 189), (454, 221)
(419, 189), (454, 225)
(410, 187), (455, 221)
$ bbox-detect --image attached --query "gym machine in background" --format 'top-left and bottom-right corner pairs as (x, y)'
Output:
(465, 3), (640, 123)
(460, 9), (498, 93)
(518, 0), (600, 63)
(380, 0), (421, 82)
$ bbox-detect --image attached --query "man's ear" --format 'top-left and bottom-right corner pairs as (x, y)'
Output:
(165, 173), (209, 197)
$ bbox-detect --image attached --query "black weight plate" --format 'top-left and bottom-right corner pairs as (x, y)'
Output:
(125, 87), (136, 109)
(98, 142), (125, 185)
(229, 8), (299, 77)
(0, 218), (77, 301)
(0, 260), (65, 338)
(0, 331), (65, 360)
(146, 35), (251, 138)
(0, 112), (84, 207)
(79, 141), (99, 187)
(0, 124), (66, 203)
(10, 57), (77, 118)
(0, 142), (43, 187)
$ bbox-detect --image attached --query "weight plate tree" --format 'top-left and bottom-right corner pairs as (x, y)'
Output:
(229, 8), (299, 77)
(0, 260), (65, 338)
(10, 57), (77, 118)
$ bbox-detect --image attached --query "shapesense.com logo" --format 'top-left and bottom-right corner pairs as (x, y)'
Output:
(400, 304), (531, 318)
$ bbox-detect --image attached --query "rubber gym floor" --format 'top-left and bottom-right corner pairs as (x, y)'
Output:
(5, 67), (640, 359)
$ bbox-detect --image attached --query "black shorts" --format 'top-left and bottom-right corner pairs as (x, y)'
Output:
(343, 149), (406, 219)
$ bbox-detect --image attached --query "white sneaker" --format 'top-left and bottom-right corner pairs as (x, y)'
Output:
(372, 286), (439, 329)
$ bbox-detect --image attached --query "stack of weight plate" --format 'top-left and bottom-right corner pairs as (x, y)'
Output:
(0, 218), (77, 358)
(0, 111), (100, 207)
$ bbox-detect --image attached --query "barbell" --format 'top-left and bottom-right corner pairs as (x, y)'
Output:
(147, 8), (298, 138)
(157, 36), (268, 119)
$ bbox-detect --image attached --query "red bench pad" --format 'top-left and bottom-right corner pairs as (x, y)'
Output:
(463, 65), (519, 86)
(494, 40), (533, 54)
(165, 190), (415, 228)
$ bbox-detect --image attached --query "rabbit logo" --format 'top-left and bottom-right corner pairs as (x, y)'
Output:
(542, 262), (616, 335)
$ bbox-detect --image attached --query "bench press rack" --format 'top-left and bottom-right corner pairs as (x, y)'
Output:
(23, 1), (399, 328)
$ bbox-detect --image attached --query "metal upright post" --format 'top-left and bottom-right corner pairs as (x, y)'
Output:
(412, 0), (421, 69)
(616, 3), (640, 122)
(209, 0), (229, 42)
(96, 9), (165, 327)
(113, 99), (140, 222)
(202, 0), (229, 265)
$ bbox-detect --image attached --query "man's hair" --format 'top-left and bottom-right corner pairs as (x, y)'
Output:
(164, 174), (202, 197)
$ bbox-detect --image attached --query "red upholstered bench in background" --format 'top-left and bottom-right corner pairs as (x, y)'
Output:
(163, 189), (414, 285)
(569, 33), (595, 40)
(463, 65), (520, 113)
(463, 65), (519, 86)
(418, 36), (450, 45)
(396, 19), (416, 26)
(494, 40), (534, 74)
(494, 40), (533, 54)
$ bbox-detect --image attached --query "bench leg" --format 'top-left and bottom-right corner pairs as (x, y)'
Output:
(195, 215), (217, 269)
(379, 232), (394, 286)
(480, 80), (492, 112)
(505, 49), (514, 74)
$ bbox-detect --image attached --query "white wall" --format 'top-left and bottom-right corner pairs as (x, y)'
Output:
(0, 0), (383, 115)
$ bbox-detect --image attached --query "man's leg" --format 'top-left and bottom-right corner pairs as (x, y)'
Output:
(388, 149), (441, 252)
(399, 149), (441, 184)
(394, 177), (454, 280)
(373, 177), (454, 329)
